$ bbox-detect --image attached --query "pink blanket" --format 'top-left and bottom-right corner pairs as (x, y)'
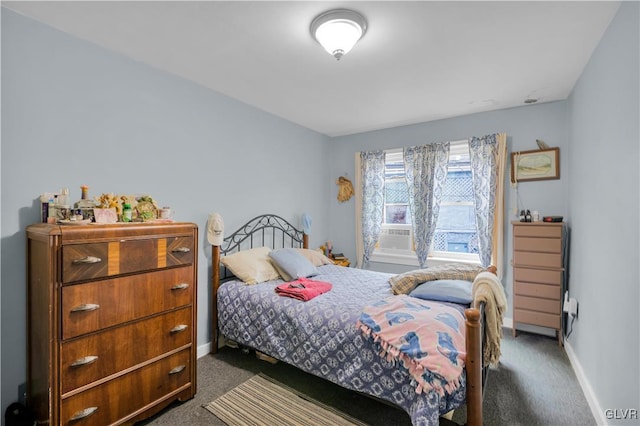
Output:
(357, 295), (466, 395)
(275, 278), (332, 301)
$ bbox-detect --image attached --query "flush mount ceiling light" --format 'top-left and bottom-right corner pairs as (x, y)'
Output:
(311, 9), (367, 61)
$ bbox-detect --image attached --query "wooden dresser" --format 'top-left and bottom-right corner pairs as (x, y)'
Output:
(26, 222), (198, 425)
(512, 221), (565, 345)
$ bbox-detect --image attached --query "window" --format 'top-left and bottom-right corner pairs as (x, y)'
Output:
(372, 141), (480, 265)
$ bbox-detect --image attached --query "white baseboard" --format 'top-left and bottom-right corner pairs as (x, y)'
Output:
(563, 341), (607, 425)
(503, 316), (513, 329)
(197, 342), (212, 359)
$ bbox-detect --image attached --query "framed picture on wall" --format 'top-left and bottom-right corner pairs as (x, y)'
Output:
(511, 147), (560, 183)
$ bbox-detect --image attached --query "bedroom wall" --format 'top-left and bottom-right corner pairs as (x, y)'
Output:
(566, 2), (639, 424)
(0, 9), (331, 415)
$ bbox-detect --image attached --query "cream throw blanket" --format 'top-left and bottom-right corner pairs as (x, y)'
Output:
(472, 271), (507, 366)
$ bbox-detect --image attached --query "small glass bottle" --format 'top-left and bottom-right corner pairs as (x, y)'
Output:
(519, 210), (525, 222)
(74, 185), (97, 221)
(122, 203), (133, 222)
(525, 210), (532, 222)
(532, 210), (540, 222)
(47, 195), (58, 223)
(58, 188), (69, 206)
(47, 197), (56, 223)
(80, 185), (89, 201)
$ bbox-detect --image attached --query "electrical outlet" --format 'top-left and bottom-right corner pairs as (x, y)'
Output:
(18, 382), (27, 405)
(569, 297), (578, 318)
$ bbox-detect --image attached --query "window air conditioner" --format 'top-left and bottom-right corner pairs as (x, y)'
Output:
(378, 228), (413, 251)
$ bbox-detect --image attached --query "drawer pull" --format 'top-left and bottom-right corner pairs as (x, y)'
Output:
(171, 283), (189, 290)
(172, 247), (191, 253)
(72, 256), (102, 264)
(170, 324), (188, 333)
(71, 355), (99, 367)
(169, 364), (186, 375)
(69, 406), (98, 421)
(70, 303), (100, 313)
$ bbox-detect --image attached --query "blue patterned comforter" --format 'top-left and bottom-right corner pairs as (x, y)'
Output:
(218, 264), (467, 425)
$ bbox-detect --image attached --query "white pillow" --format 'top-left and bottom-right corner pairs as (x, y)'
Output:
(220, 247), (279, 285)
(296, 248), (334, 266)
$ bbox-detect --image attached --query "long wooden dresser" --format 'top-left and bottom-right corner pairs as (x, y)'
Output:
(512, 221), (565, 345)
(26, 222), (198, 425)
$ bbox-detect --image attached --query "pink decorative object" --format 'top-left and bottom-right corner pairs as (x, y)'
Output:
(93, 208), (118, 224)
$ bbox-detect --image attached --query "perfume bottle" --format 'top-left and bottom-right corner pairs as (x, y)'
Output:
(122, 204), (133, 222)
(73, 185), (96, 221)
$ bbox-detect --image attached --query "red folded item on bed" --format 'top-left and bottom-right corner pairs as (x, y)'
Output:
(275, 277), (332, 301)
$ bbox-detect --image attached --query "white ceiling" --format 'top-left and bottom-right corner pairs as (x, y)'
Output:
(3, 1), (621, 137)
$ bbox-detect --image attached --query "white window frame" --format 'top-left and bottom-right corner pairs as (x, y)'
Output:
(371, 141), (480, 266)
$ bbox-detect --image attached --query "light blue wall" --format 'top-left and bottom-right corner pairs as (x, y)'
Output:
(326, 101), (570, 311)
(567, 1), (639, 422)
(1, 9), (330, 414)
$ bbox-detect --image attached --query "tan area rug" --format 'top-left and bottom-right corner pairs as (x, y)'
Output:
(204, 373), (367, 426)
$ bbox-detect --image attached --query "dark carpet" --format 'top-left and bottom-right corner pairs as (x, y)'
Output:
(138, 329), (595, 425)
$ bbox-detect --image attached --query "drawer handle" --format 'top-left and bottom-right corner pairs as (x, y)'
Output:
(171, 283), (189, 290)
(169, 364), (186, 375)
(71, 355), (99, 367)
(72, 256), (102, 264)
(69, 406), (98, 421)
(70, 303), (100, 313)
(170, 324), (188, 333)
(172, 247), (190, 253)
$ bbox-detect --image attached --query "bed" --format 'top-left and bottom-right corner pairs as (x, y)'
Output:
(210, 214), (497, 426)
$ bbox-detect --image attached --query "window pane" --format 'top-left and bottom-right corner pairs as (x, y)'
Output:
(385, 205), (410, 224)
(437, 205), (476, 230)
(375, 142), (480, 261)
(432, 231), (479, 254)
(442, 170), (474, 202)
(384, 179), (408, 203)
(384, 176), (410, 224)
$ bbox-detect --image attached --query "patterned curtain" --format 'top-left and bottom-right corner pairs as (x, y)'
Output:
(360, 150), (386, 268)
(469, 134), (500, 268)
(403, 142), (450, 268)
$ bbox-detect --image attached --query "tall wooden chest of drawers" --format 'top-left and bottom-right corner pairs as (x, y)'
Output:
(26, 222), (198, 425)
(512, 221), (565, 345)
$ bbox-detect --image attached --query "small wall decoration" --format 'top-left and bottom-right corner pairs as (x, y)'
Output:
(336, 176), (354, 202)
(511, 147), (560, 183)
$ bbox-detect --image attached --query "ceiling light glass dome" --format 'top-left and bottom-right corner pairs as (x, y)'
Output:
(311, 9), (367, 60)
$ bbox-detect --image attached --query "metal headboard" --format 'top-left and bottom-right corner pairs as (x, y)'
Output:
(220, 214), (305, 254)
(218, 214), (307, 282)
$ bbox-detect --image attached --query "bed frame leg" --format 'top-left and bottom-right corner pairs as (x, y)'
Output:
(465, 308), (482, 426)
(211, 245), (220, 354)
